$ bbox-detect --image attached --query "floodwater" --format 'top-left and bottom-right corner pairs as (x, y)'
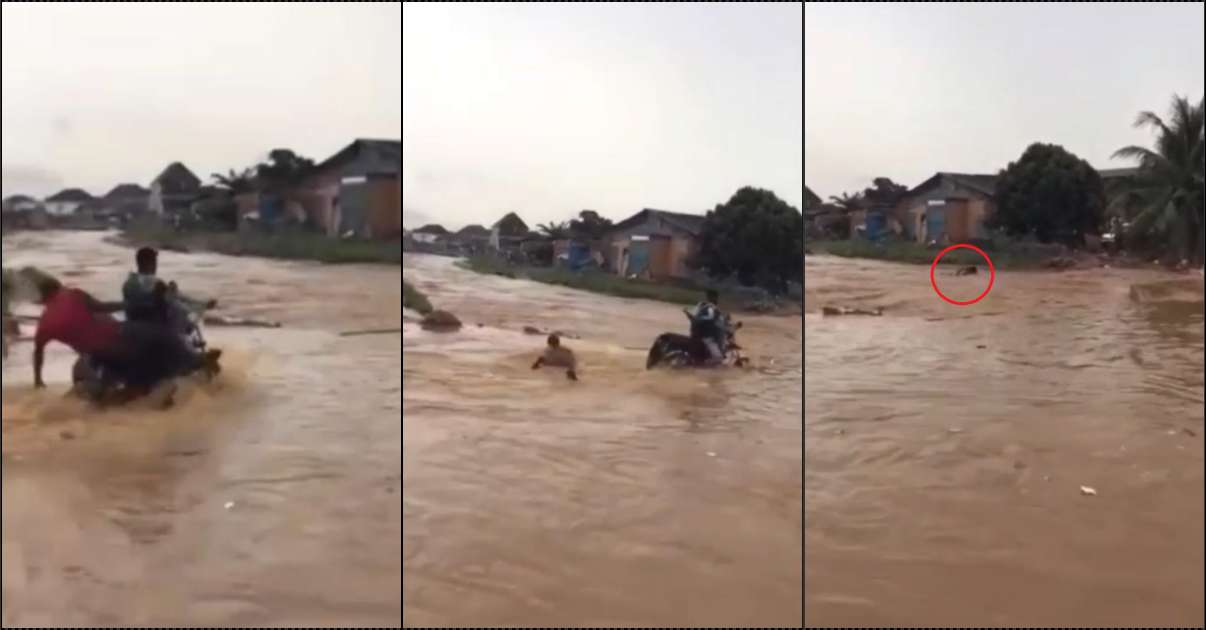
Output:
(2, 231), (401, 627)
(402, 254), (802, 627)
(805, 254), (1205, 627)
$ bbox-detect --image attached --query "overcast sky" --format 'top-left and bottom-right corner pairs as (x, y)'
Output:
(2, 2), (400, 199)
(805, 2), (1205, 200)
(402, 2), (802, 230)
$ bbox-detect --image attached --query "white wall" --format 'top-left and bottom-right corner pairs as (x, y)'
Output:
(44, 201), (81, 216)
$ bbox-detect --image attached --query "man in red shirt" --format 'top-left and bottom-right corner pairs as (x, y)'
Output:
(30, 272), (218, 394)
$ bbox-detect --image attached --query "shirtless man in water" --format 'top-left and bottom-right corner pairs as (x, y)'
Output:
(532, 334), (578, 381)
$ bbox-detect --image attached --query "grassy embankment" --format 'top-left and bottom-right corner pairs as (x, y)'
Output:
(121, 222), (402, 265)
(807, 238), (1069, 269)
(458, 255), (738, 307)
(403, 280), (433, 315)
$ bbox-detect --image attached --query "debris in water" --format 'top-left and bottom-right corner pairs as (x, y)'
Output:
(224, 501), (236, 510)
(204, 315), (281, 329)
(340, 328), (403, 337)
(1080, 486), (1097, 496)
(976, 344), (987, 349)
(1183, 428), (1197, 437)
(947, 427), (964, 434)
(59, 430), (76, 440)
(706, 451), (717, 457)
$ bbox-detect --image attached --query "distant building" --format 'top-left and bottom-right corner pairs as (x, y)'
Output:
(149, 162), (202, 216)
(2, 194), (44, 214)
(43, 188), (94, 216)
(291, 139), (401, 239)
(603, 208), (705, 279)
(94, 183), (150, 222)
(412, 224), (447, 244)
(804, 186), (822, 209)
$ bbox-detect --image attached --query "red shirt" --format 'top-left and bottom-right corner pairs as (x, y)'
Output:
(34, 288), (120, 355)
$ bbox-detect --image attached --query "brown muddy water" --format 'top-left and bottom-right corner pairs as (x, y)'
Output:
(2, 231), (401, 627)
(805, 254), (1205, 627)
(402, 254), (802, 627)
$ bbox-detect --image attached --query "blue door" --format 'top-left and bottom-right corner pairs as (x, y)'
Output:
(627, 241), (649, 276)
(926, 207), (945, 242)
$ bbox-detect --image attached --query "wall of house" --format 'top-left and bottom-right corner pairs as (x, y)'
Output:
(606, 230), (696, 278)
(44, 201), (80, 216)
(367, 175), (402, 239)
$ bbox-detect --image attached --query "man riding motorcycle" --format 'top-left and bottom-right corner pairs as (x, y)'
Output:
(684, 289), (727, 365)
(124, 247), (215, 326)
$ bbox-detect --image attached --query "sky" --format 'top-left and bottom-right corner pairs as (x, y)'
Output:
(1, 2), (400, 199)
(402, 2), (803, 230)
(805, 2), (1205, 200)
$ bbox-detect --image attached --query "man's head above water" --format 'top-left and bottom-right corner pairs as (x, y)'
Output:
(136, 247), (159, 275)
(547, 333), (561, 348)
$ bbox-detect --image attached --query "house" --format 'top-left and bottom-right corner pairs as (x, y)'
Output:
(603, 208), (705, 279)
(451, 224), (492, 254)
(2, 194), (44, 214)
(291, 139), (401, 239)
(43, 188), (94, 216)
(94, 183), (150, 222)
(489, 212), (531, 251)
(456, 224), (491, 240)
(149, 162), (202, 216)
(892, 173), (998, 244)
(1, 195), (49, 231)
(412, 224), (448, 244)
(804, 186), (822, 209)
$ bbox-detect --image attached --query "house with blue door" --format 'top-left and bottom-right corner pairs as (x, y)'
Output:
(893, 173), (999, 244)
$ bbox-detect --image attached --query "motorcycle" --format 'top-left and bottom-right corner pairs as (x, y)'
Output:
(645, 310), (748, 369)
(72, 289), (219, 404)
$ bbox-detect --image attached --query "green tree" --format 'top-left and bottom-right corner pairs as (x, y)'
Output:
(988, 143), (1106, 245)
(568, 210), (614, 240)
(862, 177), (909, 206)
(256, 149), (316, 192)
(694, 187), (804, 292)
(210, 168), (256, 194)
(1110, 94), (1205, 264)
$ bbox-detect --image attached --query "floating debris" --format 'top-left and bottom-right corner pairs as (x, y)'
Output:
(1080, 486), (1097, 496)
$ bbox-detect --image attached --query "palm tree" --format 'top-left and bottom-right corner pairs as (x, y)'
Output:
(210, 168), (257, 194)
(828, 192), (865, 213)
(537, 221), (571, 239)
(1110, 94), (1205, 264)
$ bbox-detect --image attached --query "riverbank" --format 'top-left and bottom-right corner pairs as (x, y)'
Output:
(808, 237), (1194, 273)
(457, 254), (802, 315)
(118, 223), (402, 265)
(403, 280), (433, 314)
(807, 238), (1086, 269)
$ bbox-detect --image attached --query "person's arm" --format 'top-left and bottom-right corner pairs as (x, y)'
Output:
(178, 292), (217, 311)
(531, 356), (545, 370)
(81, 291), (124, 314)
